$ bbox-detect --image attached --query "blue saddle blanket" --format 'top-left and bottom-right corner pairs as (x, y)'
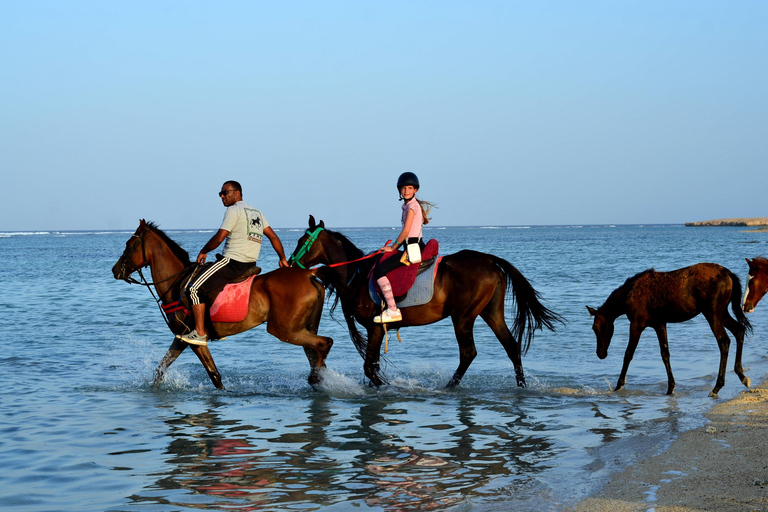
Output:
(369, 257), (440, 308)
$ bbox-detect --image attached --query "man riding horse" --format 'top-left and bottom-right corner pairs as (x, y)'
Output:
(182, 180), (289, 345)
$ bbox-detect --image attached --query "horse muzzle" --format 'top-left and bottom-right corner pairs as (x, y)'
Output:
(112, 260), (131, 281)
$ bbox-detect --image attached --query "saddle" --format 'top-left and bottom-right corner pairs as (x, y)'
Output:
(176, 260), (262, 324)
(371, 239), (440, 305)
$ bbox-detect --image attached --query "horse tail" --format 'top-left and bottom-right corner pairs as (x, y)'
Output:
(491, 256), (564, 355)
(311, 267), (371, 362)
(728, 269), (753, 336)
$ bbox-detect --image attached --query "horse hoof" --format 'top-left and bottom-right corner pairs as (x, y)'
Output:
(742, 376), (752, 388)
(308, 371), (323, 389)
(708, 391), (719, 398)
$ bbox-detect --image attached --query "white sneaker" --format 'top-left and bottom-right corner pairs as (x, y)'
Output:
(374, 309), (402, 323)
(180, 330), (209, 346)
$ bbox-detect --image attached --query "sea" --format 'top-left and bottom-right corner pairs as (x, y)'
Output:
(2, 224), (767, 512)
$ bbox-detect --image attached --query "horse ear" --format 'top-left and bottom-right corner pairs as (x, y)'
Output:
(309, 215), (316, 230)
(586, 306), (597, 317)
(319, 220), (325, 228)
(139, 219), (146, 228)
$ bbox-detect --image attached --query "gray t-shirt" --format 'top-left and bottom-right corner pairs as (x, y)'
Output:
(220, 201), (270, 263)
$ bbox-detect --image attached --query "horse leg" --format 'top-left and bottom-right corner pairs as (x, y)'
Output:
(703, 312), (731, 398)
(481, 308), (525, 388)
(616, 324), (643, 392)
(723, 311), (751, 389)
(189, 344), (224, 389)
(363, 327), (386, 388)
(447, 316), (478, 388)
(302, 333), (334, 388)
(153, 337), (189, 387)
(653, 324), (676, 395)
(269, 325), (333, 389)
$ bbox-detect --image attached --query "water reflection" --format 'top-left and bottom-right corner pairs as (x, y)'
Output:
(125, 393), (559, 510)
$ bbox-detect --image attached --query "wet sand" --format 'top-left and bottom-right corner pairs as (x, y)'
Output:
(571, 379), (768, 512)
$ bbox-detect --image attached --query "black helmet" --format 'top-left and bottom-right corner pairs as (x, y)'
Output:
(396, 172), (420, 190)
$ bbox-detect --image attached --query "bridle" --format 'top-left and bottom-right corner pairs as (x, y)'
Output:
(288, 226), (325, 269)
(118, 228), (192, 287)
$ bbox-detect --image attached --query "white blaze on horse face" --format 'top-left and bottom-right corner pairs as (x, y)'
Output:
(743, 274), (753, 310)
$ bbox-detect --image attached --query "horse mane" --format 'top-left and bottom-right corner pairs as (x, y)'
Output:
(600, 268), (655, 312)
(325, 228), (366, 261)
(145, 221), (191, 265)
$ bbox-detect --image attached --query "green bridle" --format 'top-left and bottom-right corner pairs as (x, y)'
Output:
(289, 226), (325, 268)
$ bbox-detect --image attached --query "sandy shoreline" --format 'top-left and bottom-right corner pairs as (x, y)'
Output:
(685, 217), (768, 228)
(570, 378), (768, 512)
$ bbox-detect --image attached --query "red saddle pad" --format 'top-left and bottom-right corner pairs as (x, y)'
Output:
(209, 275), (257, 323)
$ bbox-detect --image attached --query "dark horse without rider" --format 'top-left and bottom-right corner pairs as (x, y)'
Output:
(113, 220), (341, 389)
(588, 263), (752, 397)
(743, 256), (768, 313)
(289, 216), (563, 388)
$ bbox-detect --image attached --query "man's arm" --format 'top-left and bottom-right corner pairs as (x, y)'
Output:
(264, 226), (289, 268)
(197, 229), (229, 264)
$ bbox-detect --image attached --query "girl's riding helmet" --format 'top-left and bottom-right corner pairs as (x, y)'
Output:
(397, 172), (420, 190)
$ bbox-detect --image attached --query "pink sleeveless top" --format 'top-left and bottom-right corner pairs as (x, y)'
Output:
(401, 198), (423, 239)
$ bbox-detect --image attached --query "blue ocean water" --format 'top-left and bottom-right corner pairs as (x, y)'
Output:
(1, 224), (767, 511)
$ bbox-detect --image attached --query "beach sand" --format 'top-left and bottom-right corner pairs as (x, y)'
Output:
(571, 379), (768, 512)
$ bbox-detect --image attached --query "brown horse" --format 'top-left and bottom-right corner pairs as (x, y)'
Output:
(743, 257), (768, 313)
(587, 263), (752, 397)
(288, 216), (562, 388)
(112, 220), (341, 389)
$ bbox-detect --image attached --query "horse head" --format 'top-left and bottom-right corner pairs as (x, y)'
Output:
(587, 306), (614, 359)
(113, 219), (151, 281)
(289, 215), (327, 268)
(743, 257), (768, 313)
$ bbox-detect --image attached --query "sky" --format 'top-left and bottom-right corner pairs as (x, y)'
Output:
(1, 1), (767, 231)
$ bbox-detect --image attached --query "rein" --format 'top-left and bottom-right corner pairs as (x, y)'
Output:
(119, 230), (196, 332)
(289, 226), (389, 269)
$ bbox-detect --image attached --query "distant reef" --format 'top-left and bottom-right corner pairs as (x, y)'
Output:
(685, 217), (768, 229)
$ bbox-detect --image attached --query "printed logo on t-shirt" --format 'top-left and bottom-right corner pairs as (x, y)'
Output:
(245, 209), (263, 244)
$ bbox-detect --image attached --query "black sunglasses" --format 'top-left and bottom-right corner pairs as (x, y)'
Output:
(219, 189), (236, 197)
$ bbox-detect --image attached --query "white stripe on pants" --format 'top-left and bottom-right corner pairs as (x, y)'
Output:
(188, 257), (231, 306)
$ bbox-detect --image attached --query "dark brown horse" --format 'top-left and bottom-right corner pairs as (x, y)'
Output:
(288, 216), (562, 388)
(743, 257), (768, 313)
(112, 220), (341, 389)
(587, 263), (752, 397)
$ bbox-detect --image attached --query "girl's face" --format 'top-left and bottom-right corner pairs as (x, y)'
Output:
(400, 185), (416, 200)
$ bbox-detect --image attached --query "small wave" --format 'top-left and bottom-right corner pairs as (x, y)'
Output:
(0, 231), (52, 237)
(478, 226), (531, 230)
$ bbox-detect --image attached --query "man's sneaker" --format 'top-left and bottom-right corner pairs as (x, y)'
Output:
(180, 330), (209, 346)
(374, 308), (402, 323)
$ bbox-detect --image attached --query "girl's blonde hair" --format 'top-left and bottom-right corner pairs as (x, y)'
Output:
(416, 198), (436, 225)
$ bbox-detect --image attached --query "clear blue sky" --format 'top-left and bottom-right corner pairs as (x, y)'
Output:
(2, 1), (766, 231)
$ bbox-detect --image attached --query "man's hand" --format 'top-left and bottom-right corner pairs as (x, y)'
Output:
(197, 252), (207, 265)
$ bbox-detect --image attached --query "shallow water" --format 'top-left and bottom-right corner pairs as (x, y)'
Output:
(1, 224), (767, 511)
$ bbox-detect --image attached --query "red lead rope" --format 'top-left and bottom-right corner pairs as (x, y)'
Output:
(326, 240), (392, 268)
